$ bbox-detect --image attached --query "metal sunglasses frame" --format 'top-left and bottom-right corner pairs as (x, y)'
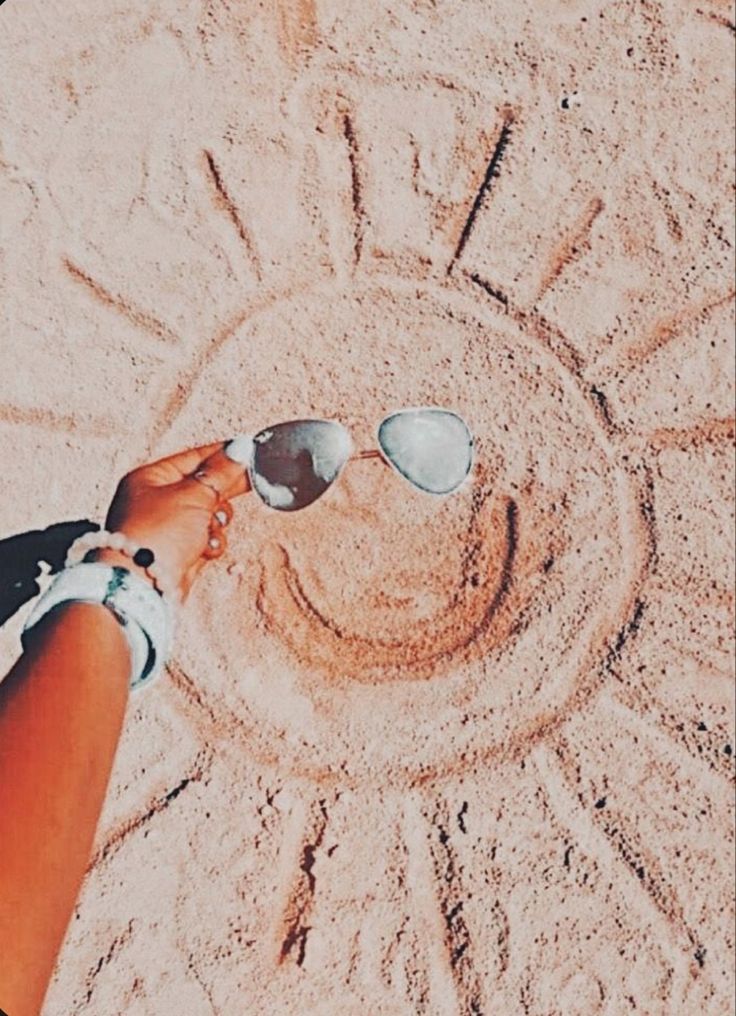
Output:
(241, 404), (475, 509)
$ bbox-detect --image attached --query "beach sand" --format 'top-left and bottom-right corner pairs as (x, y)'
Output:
(0, 1), (734, 1012)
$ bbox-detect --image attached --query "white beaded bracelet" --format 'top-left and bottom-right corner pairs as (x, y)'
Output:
(65, 529), (178, 603)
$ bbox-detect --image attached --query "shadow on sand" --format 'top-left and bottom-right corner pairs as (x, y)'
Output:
(0, 521), (99, 628)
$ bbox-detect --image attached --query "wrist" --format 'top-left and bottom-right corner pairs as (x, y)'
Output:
(22, 561), (176, 691)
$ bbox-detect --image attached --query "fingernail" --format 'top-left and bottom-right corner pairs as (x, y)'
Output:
(214, 509), (228, 525)
(224, 435), (254, 466)
(208, 536), (221, 549)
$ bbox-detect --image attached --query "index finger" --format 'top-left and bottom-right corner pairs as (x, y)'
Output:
(143, 441), (225, 478)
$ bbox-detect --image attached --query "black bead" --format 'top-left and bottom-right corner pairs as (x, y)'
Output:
(133, 547), (155, 568)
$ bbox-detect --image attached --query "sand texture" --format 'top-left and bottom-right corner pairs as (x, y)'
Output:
(1, 1), (735, 1013)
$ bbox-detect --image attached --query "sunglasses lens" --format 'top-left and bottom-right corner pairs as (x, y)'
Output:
(251, 420), (353, 511)
(377, 409), (473, 494)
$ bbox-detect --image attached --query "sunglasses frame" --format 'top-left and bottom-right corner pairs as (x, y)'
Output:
(243, 404), (475, 511)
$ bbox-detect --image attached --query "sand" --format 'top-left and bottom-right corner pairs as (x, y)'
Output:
(0, 1), (734, 1013)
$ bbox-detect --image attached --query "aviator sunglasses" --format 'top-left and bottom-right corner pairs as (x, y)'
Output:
(213, 407), (474, 512)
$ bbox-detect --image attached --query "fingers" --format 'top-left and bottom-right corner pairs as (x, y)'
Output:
(140, 441), (226, 481)
(134, 439), (254, 499)
(203, 526), (227, 559)
(178, 502), (232, 601)
(192, 446), (252, 501)
(213, 500), (234, 526)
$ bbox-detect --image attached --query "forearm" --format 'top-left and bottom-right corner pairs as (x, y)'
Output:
(0, 603), (131, 1016)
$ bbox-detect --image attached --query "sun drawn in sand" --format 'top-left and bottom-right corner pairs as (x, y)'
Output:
(13, 8), (732, 1012)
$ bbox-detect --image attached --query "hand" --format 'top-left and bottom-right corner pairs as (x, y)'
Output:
(92, 441), (251, 603)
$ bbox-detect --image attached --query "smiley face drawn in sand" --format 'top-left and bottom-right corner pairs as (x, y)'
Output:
(161, 279), (647, 784)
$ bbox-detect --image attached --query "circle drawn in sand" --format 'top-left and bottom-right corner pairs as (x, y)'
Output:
(167, 280), (646, 784)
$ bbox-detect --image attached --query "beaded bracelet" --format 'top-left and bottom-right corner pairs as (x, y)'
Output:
(66, 529), (177, 602)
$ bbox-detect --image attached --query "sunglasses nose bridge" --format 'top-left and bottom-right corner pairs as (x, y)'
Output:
(343, 449), (395, 492)
(349, 449), (384, 462)
(331, 453), (387, 522)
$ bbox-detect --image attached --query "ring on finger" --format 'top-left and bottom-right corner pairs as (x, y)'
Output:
(191, 469), (223, 501)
